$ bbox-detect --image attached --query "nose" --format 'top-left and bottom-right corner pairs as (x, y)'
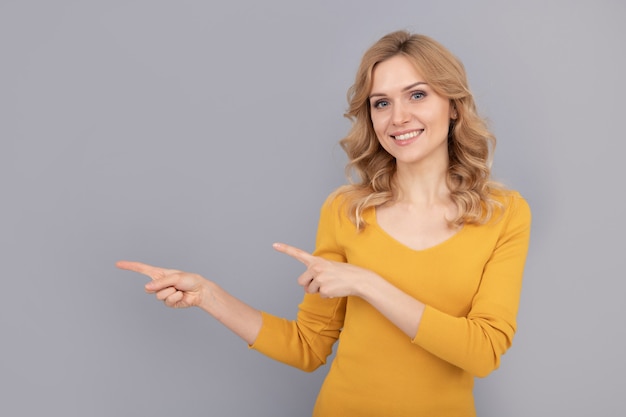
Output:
(391, 102), (410, 125)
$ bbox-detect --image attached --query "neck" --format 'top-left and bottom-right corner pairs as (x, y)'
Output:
(392, 160), (451, 207)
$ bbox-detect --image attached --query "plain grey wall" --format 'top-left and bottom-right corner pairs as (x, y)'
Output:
(2, 0), (624, 416)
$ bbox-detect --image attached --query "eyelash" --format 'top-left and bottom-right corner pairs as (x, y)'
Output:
(373, 100), (389, 109)
(372, 90), (426, 109)
(410, 90), (426, 100)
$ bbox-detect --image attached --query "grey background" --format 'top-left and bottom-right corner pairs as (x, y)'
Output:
(1, 0), (624, 416)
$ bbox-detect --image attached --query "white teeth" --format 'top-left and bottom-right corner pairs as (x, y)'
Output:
(393, 130), (421, 140)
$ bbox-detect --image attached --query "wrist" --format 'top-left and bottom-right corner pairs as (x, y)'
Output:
(197, 279), (219, 314)
(354, 271), (379, 300)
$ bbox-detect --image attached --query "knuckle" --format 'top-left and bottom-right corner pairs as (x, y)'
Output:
(311, 265), (324, 275)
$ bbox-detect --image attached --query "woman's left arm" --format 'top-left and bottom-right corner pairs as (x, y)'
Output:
(274, 196), (531, 377)
(412, 196), (532, 376)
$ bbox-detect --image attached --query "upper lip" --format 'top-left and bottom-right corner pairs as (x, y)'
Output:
(390, 128), (423, 138)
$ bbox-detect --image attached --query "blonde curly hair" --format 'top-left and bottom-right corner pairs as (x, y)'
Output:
(336, 30), (503, 229)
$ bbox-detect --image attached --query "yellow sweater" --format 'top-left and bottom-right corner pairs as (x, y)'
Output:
(251, 191), (531, 416)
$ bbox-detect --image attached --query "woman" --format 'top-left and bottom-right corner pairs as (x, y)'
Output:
(117, 30), (531, 416)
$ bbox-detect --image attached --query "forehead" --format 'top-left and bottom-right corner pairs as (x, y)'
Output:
(370, 55), (425, 92)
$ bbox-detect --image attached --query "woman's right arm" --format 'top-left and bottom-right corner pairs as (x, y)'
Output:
(116, 261), (262, 345)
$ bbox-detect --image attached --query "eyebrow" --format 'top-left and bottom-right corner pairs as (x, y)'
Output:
(368, 82), (427, 100)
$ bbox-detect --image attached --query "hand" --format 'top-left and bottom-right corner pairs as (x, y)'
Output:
(116, 261), (208, 309)
(273, 242), (375, 299)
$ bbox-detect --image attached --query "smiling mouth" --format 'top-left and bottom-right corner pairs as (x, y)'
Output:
(391, 130), (422, 140)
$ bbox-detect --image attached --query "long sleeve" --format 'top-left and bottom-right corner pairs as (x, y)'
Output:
(411, 193), (532, 376)
(250, 195), (347, 371)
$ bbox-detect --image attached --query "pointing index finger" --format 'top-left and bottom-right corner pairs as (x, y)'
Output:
(272, 242), (315, 266)
(116, 260), (167, 280)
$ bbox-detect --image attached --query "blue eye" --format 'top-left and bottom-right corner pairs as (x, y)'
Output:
(411, 91), (426, 100)
(373, 100), (389, 109)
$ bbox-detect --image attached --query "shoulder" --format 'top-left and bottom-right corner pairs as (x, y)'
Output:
(489, 189), (532, 230)
(497, 189), (530, 215)
(320, 186), (350, 215)
(316, 187), (355, 228)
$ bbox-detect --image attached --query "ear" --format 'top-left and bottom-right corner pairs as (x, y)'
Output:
(450, 104), (458, 120)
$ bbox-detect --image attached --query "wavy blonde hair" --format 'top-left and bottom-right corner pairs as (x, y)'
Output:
(336, 30), (503, 229)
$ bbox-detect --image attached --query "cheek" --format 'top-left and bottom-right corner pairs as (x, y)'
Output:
(424, 108), (451, 131)
(370, 113), (387, 136)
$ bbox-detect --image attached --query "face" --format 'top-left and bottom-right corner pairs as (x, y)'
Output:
(369, 54), (455, 170)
